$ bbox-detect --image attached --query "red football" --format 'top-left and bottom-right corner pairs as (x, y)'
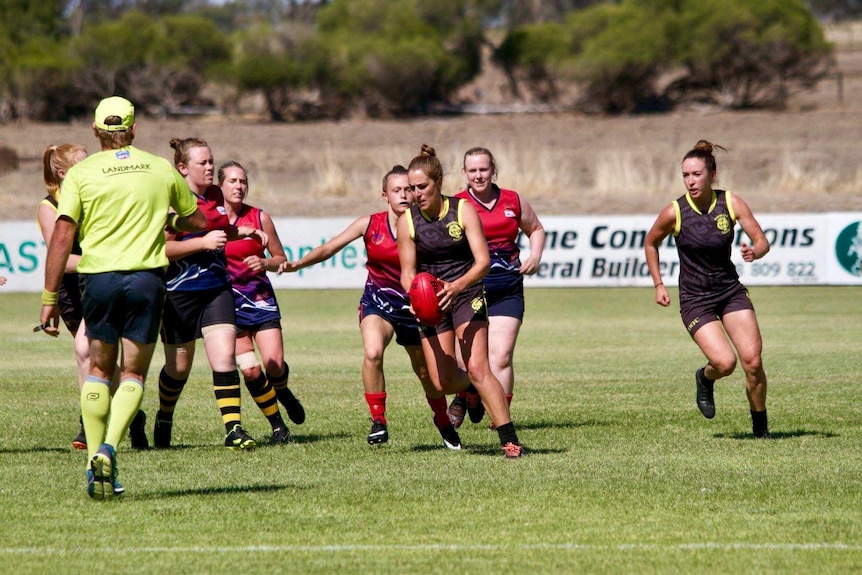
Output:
(409, 272), (444, 326)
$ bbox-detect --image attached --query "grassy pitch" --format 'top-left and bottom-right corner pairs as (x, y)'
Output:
(0, 287), (860, 574)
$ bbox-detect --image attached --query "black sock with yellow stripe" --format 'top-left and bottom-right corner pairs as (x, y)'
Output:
(246, 373), (285, 430)
(213, 370), (242, 433)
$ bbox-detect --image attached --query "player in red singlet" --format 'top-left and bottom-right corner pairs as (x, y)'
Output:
(221, 160), (305, 445)
(281, 166), (464, 448)
(448, 147), (545, 428)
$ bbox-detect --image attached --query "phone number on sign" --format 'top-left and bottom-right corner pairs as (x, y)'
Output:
(736, 262), (817, 278)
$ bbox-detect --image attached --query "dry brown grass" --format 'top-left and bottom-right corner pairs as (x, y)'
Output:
(2, 27), (861, 221)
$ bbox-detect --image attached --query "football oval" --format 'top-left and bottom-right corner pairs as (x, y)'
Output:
(409, 272), (444, 326)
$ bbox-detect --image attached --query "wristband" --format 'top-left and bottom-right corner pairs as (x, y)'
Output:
(654, 282), (664, 288)
(167, 213), (180, 229)
(41, 289), (59, 305)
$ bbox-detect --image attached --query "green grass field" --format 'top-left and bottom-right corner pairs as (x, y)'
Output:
(1, 287), (860, 574)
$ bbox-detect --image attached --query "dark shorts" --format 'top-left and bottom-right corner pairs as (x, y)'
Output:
(359, 300), (421, 347)
(58, 273), (83, 335)
(680, 284), (755, 337)
(161, 286), (235, 344)
(485, 281), (525, 320)
(81, 270), (166, 345)
(421, 283), (488, 337)
(237, 317), (282, 335)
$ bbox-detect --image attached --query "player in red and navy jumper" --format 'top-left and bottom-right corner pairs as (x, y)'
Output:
(397, 145), (524, 458)
(645, 140), (772, 438)
(281, 166), (463, 447)
(448, 147), (545, 427)
(222, 160), (304, 444)
(156, 138), (268, 450)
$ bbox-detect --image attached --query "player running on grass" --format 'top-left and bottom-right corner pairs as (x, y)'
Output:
(447, 146), (545, 429)
(645, 139), (772, 438)
(280, 165), (465, 448)
(397, 145), (525, 458)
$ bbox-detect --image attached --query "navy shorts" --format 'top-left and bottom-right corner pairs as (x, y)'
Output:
(237, 317), (282, 334)
(421, 283), (487, 337)
(680, 284), (755, 337)
(485, 281), (525, 320)
(359, 300), (421, 347)
(81, 270), (166, 345)
(161, 286), (235, 344)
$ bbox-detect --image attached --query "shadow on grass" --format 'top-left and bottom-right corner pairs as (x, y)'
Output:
(411, 443), (568, 456)
(715, 429), (838, 440)
(0, 446), (71, 455)
(517, 418), (609, 431)
(146, 431), (352, 450)
(135, 483), (307, 500)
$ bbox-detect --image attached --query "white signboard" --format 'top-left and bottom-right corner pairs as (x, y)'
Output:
(2, 213), (860, 292)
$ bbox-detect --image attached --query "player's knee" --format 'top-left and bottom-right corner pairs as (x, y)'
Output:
(740, 354), (763, 377)
(236, 351), (259, 372)
(364, 347), (384, 365)
(490, 348), (513, 370)
(712, 356), (737, 378)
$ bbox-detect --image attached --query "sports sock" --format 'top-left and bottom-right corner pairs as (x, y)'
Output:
(751, 409), (769, 436)
(104, 378), (144, 447)
(426, 395), (451, 429)
(157, 368), (188, 420)
(213, 370), (242, 432)
(506, 393), (513, 406)
(495, 422), (519, 446)
(266, 364), (290, 391)
(246, 372), (285, 429)
(365, 391), (387, 424)
(80, 376), (111, 461)
(456, 390), (467, 401)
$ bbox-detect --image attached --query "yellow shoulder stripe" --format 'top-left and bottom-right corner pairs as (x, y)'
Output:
(726, 191), (737, 223)
(406, 208), (416, 240)
(672, 200), (681, 236)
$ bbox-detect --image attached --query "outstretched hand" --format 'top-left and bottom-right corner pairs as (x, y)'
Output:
(278, 261), (301, 274)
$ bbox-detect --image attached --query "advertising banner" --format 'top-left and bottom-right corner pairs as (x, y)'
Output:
(1, 213), (860, 292)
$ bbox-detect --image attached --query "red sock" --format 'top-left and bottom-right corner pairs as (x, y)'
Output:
(506, 393), (513, 406)
(365, 392), (386, 424)
(456, 390), (467, 400)
(426, 395), (450, 429)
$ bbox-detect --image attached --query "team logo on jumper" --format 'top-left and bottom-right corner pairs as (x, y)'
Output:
(370, 232), (384, 245)
(714, 214), (731, 234)
(115, 150), (130, 160)
(447, 222), (464, 241)
(835, 221), (862, 276)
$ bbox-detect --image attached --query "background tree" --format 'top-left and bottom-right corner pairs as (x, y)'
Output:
(68, 11), (230, 115)
(497, 0), (833, 112)
(314, 0), (484, 117)
(667, 0), (834, 108)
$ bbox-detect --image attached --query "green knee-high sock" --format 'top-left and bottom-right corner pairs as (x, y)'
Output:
(81, 376), (112, 462)
(104, 378), (144, 448)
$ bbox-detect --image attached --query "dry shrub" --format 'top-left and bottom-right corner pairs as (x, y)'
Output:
(0, 145), (19, 174)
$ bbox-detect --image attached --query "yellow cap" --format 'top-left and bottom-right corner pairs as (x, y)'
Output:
(94, 96), (135, 132)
